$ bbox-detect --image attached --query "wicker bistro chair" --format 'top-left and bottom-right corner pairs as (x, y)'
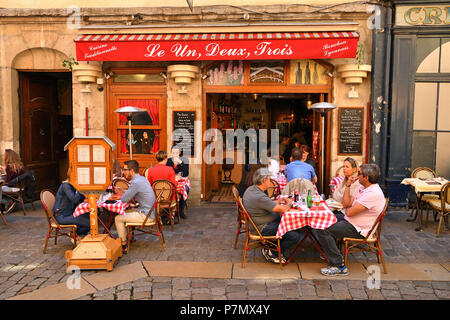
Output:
(2, 171), (36, 215)
(281, 178), (316, 196)
(232, 185), (246, 249)
(410, 167), (439, 221)
(424, 182), (450, 237)
(341, 198), (389, 274)
(125, 191), (165, 253)
(40, 189), (77, 254)
(112, 178), (130, 194)
(238, 198), (283, 269)
(151, 179), (179, 229)
(0, 183), (7, 225)
(267, 179), (281, 200)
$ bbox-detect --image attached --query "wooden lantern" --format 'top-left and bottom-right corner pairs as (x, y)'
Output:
(63, 136), (122, 272)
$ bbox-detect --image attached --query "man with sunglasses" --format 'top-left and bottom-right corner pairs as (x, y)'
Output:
(112, 160), (156, 254)
(314, 163), (386, 276)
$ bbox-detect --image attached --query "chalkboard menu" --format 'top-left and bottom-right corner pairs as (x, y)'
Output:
(173, 111), (195, 156)
(338, 107), (363, 155)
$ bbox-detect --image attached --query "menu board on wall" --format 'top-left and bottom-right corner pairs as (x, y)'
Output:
(173, 111), (195, 156)
(338, 107), (363, 155)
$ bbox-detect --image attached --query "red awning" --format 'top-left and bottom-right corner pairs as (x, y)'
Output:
(75, 31), (359, 61)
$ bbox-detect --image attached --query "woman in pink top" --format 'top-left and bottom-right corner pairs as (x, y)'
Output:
(313, 164), (386, 277)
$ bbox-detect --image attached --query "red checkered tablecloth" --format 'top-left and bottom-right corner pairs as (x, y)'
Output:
(176, 177), (191, 200)
(329, 176), (344, 192)
(73, 200), (129, 217)
(276, 201), (337, 239)
(275, 174), (288, 192)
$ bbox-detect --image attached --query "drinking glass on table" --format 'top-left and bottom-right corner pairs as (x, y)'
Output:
(313, 195), (321, 210)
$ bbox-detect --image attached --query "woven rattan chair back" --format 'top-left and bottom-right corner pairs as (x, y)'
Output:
(412, 167), (437, 179)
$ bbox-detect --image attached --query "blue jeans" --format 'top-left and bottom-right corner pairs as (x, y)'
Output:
(179, 186), (189, 216)
(55, 213), (90, 236)
(260, 216), (305, 256)
(312, 220), (364, 267)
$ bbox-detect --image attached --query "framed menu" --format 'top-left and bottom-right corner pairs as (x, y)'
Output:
(338, 107), (363, 155)
(173, 111), (195, 156)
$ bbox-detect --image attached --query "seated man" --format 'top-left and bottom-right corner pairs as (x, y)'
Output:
(313, 163), (386, 276)
(147, 150), (178, 187)
(285, 148), (317, 183)
(242, 168), (303, 264)
(113, 160), (156, 254)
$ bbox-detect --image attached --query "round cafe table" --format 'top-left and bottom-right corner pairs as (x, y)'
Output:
(73, 199), (129, 238)
(276, 200), (337, 265)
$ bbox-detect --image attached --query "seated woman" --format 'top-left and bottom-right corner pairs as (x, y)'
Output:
(300, 144), (317, 173)
(0, 149), (25, 191)
(237, 163), (266, 198)
(52, 169), (90, 240)
(331, 157), (360, 221)
(166, 146), (189, 219)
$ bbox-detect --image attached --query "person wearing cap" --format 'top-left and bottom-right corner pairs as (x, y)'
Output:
(242, 168), (304, 264)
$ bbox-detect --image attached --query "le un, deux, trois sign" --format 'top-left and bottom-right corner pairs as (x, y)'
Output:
(396, 5), (450, 26)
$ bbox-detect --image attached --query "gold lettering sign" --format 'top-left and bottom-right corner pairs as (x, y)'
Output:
(397, 5), (450, 26)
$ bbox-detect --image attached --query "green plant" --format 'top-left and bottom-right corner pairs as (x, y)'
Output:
(62, 58), (79, 71)
(356, 44), (366, 69)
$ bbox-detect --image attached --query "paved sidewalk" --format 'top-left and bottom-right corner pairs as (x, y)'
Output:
(0, 202), (449, 300)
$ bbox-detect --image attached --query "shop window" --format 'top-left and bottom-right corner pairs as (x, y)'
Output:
(437, 83), (450, 130)
(205, 61), (244, 86)
(289, 60), (328, 85)
(413, 82), (437, 131)
(412, 37), (450, 176)
(117, 99), (161, 155)
(249, 61), (285, 84)
(440, 39), (450, 73)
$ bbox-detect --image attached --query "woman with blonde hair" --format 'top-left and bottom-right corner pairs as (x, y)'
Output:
(331, 157), (360, 220)
(0, 149), (25, 190)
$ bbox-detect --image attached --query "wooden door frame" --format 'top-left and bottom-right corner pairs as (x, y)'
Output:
(106, 67), (167, 172)
(201, 60), (334, 200)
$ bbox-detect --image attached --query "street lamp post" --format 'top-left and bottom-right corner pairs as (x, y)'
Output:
(114, 106), (148, 160)
(308, 102), (338, 194)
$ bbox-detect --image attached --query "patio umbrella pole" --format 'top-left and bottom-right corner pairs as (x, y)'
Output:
(128, 116), (133, 160)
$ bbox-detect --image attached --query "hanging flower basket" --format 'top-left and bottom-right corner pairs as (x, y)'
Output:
(337, 64), (371, 84)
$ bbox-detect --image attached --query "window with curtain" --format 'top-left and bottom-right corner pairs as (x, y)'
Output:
(412, 37), (450, 177)
(118, 99), (161, 155)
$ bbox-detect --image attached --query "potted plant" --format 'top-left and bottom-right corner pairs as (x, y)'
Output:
(337, 44), (371, 84)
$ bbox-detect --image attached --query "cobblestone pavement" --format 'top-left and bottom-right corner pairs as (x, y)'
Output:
(0, 203), (449, 300)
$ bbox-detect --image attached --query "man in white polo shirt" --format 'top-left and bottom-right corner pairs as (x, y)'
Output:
(314, 163), (386, 276)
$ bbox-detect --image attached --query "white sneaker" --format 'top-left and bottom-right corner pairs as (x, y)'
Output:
(320, 265), (349, 276)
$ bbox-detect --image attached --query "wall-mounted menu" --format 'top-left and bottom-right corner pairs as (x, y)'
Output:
(173, 111), (195, 156)
(338, 107), (363, 155)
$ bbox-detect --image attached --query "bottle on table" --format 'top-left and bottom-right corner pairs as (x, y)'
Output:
(307, 189), (312, 208)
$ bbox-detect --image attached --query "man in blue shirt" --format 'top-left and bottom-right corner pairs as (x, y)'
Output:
(113, 159), (156, 253)
(285, 148), (317, 183)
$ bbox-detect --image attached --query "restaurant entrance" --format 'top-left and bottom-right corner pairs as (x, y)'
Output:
(19, 71), (73, 197)
(205, 92), (323, 202)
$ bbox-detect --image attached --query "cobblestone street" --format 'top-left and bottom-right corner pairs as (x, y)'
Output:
(0, 202), (449, 300)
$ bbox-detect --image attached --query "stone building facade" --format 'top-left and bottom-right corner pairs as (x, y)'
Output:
(0, 1), (376, 204)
